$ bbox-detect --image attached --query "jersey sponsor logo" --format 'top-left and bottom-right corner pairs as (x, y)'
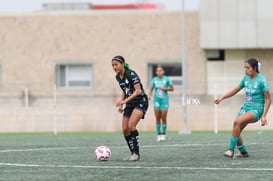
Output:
(132, 77), (139, 84)
(157, 89), (164, 98)
(254, 82), (258, 89)
(124, 88), (131, 96)
(246, 95), (254, 104)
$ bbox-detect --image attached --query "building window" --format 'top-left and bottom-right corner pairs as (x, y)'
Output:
(55, 63), (92, 88)
(148, 63), (182, 86)
(206, 49), (225, 61)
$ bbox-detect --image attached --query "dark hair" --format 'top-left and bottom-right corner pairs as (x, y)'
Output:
(246, 58), (259, 73)
(156, 65), (164, 69)
(155, 65), (165, 73)
(112, 55), (130, 69)
(112, 55), (125, 63)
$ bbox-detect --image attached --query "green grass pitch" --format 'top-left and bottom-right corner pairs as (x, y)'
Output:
(0, 131), (272, 180)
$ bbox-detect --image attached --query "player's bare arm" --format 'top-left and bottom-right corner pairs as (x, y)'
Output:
(214, 86), (242, 104)
(116, 92), (126, 113)
(148, 87), (154, 100)
(261, 91), (271, 126)
(160, 85), (174, 92)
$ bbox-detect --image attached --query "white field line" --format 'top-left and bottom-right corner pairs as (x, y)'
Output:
(0, 143), (221, 153)
(0, 143), (272, 171)
(0, 142), (264, 153)
(0, 162), (273, 171)
(0, 147), (81, 153)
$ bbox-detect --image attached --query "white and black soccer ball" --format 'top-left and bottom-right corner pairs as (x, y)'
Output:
(94, 146), (111, 161)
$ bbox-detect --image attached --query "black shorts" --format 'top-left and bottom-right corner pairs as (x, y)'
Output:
(123, 95), (149, 119)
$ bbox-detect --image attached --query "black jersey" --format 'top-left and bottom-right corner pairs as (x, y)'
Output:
(116, 69), (146, 104)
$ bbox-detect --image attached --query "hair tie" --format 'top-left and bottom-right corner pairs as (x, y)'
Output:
(258, 62), (261, 72)
(124, 62), (130, 70)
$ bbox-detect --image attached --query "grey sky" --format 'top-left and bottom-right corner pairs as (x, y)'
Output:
(0, 0), (199, 13)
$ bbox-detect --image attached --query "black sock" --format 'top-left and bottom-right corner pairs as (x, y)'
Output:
(124, 135), (133, 154)
(130, 130), (140, 155)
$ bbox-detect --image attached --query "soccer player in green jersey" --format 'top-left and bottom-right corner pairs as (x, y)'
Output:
(215, 58), (271, 158)
(149, 66), (174, 141)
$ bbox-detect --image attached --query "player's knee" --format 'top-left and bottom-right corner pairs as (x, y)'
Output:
(122, 127), (129, 135)
(233, 118), (243, 128)
(128, 126), (136, 132)
(127, 122), (136, 131)
(233, 119), (238, 126)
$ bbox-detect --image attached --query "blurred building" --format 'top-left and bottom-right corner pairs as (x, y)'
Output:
(41, 2), (163, 11)
(200, 0), (273, 94)
(0, 0), (272, 133)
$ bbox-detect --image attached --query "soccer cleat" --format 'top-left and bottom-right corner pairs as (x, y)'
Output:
(128, 153), (140, 161)
(157, 135), (161, 142)
(223, 150), (234, 158)
(123, 154), (132, 161)
(161, 135), (167, 141)
(235, 151), (249, 158)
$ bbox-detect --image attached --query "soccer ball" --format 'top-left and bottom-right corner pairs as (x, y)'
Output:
(94, 146), (111, 161)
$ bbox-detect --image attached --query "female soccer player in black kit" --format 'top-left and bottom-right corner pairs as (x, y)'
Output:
(111, 55), (148, 161)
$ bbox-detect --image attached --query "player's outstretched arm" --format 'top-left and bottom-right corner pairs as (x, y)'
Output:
(214, 86), (242, 104)
(260, 91), (271, 126)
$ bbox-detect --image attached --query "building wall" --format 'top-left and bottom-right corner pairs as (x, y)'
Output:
(207, 49), (273, 95)
(0, 11), (272, 133)
(0, 11), (204, 95)
(200, 0), (273, 48)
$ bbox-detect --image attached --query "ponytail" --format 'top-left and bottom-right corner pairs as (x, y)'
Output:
(124, 62), (130, 70)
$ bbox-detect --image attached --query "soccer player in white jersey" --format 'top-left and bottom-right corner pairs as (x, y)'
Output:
(112, 55), (148, 161)
(215, 58), (271, 158)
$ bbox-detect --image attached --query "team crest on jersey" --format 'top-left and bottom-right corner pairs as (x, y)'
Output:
(245, 82), (248, 87)
(125, 79), (129, 84)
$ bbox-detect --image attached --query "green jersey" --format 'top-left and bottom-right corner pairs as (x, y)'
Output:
(239, 73), (269, 110)
(150, 76), (173, 100)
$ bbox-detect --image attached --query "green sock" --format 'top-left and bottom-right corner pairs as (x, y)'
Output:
(229, 136), (239, 151)
(162, 124), (167, 135)
(238, 144), (247, 153)
(156, 124), (161, 135)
